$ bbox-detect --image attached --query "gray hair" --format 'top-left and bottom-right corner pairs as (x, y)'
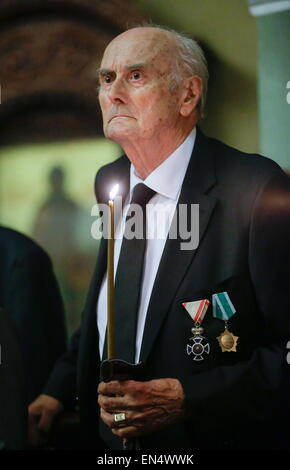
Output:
(169, 31), (208, 118)
(130, 24), (209, 118)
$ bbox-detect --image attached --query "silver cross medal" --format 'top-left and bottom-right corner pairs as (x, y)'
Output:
(187, 322), (210, 361)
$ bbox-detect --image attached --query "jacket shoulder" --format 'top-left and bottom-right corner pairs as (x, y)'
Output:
(194, 132), (290, 218)
(209, 136), (283, 178)
(0, 226), (50, 265)
(94, 155), (130, 203)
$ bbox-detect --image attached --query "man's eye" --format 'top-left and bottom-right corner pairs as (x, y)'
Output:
(99, 75), (112, 85)
(131, 71), (141, 80)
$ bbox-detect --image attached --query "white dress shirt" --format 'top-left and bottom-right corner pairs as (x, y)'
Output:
(97, 127), (196, 362)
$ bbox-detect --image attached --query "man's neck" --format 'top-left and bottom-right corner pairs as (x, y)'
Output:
(120, 127), (196, 180)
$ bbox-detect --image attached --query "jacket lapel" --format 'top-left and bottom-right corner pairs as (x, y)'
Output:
(140, 130), (218, 362)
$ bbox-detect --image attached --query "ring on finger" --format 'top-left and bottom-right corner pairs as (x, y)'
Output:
(113, 412), (126, 428)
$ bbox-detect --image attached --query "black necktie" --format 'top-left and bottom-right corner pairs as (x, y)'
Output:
(111, 183), (156, 363)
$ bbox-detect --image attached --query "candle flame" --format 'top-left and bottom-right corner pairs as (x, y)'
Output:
(109, 184), (119, 201)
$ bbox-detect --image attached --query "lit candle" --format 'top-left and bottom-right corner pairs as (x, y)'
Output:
(107, 184), (119, 360)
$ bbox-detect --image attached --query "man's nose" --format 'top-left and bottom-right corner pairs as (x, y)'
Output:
(108, 77), (127, 104)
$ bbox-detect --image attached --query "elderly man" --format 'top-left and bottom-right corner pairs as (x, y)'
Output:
(29, 26), (290, 450)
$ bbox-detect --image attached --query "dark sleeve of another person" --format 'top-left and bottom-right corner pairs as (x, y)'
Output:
(7, 247), (67, 404)
(42, 327), (80, 409)
(0, 308), (27, 449)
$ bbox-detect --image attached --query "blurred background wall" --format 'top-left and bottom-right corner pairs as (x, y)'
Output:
(0, 0), (289, 337)
(257, 9), (290, 168)
(136, 0), (260, 154)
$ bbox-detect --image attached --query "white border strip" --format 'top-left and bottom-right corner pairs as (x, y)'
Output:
(250, 1), (290, 16)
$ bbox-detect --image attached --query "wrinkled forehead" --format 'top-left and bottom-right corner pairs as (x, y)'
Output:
(101, 28), (176, 71)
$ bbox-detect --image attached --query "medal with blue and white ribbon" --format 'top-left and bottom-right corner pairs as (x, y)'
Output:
(212, 292), (238, 352)
(182, 299), (210, 361)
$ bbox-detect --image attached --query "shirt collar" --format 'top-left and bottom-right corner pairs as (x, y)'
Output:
(130, 127), (196, 201)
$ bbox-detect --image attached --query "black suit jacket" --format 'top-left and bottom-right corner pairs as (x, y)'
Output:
(44, 130), (290, 450)
(0, 227), (67, 404)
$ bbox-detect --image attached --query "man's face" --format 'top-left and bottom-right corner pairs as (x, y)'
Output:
(98, 28), (184, 146)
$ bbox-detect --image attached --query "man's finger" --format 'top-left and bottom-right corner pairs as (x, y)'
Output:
(100, 408), (140, 438)
(100, 408), (130, 428)
(100, 407), (138, 429)
(28, 410), (40, 427)
(111, 426), (140, 438)
(100, 408), (116, 428)
(98, 394), (133, 411)
(98, 380), (125, 396)
(28, 418), (47, 448)
(38, 410), (55, 433)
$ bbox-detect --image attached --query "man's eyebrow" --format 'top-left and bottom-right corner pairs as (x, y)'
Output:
(97, 63), (147, 76)
(124, 63), (147, 70)
(97, 68), (113, 76)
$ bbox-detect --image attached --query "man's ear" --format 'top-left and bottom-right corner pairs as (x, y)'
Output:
(180, 76), (203, 117)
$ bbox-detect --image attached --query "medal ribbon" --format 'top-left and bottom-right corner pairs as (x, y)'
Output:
(182, 299), (210, 324)
(212, 292), (236, 321)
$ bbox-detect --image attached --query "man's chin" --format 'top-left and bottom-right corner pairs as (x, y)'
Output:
(104, 124), (136, 143)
